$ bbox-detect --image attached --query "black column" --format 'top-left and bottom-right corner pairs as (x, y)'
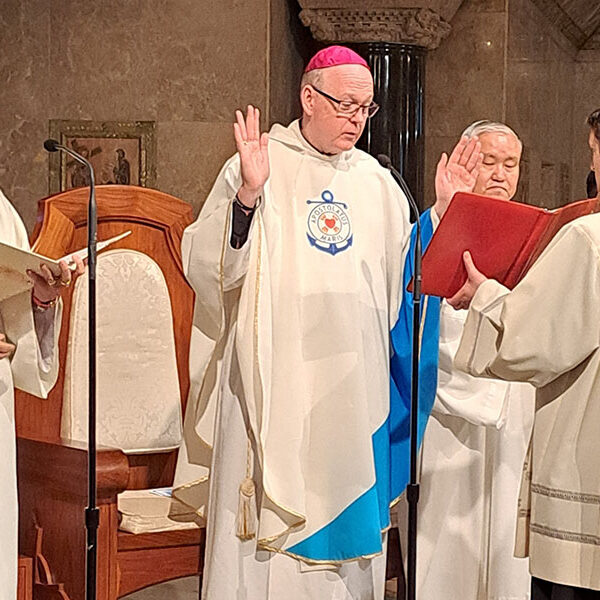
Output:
(352, 42), (427, 212)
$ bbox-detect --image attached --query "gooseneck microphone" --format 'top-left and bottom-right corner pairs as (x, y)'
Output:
(377, 153), (422, 600)
(377, 154), (421, 299)
(377, 155), (420, 225)
(43, 138), (60, 153)
(44, 138), (99, 600)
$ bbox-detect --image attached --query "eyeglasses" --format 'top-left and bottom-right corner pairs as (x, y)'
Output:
(310, 85), (380, 119)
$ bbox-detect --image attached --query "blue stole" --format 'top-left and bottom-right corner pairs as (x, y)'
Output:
(389, 208), (441, 500)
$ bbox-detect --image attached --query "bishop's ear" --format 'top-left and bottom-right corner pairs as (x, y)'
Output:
(300, 85), (316, 117)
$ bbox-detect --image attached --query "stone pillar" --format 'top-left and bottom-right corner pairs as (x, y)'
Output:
(298, 3), (456, 211)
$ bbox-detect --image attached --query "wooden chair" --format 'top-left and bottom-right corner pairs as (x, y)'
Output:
(15, 185), (204, 600)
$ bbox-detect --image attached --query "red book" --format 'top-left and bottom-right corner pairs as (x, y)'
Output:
(411, 192), (600, 298)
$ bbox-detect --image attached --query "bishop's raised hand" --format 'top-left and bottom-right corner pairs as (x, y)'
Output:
(234, 105), (270, 209)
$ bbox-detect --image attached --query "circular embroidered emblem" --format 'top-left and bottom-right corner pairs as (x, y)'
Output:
(306, 190), (353, 255)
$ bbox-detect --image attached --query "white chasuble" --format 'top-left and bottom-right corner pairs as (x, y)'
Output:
(174, 120), (410, 599)
(415, 301), (535, 600)
(0, 190), (61, 599)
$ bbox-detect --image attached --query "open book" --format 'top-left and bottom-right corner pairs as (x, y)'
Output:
(0, 230), (131, 302)
(411, 193), (600, 298)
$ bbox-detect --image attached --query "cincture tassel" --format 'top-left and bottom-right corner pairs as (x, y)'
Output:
(236, 439), (257, 540)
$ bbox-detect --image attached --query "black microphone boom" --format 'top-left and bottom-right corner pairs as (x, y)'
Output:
(43, 138), (99, 600)
(378, 153), (422, 600)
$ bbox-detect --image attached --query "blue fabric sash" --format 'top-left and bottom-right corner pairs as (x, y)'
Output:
(390, 208), (441, 500)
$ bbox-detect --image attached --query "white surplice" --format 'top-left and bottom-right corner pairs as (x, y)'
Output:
(414, 301), (535, 600)
(455, 213), (600, 591)
(173, 120), (410, 599)
(0, 190), (62, 599)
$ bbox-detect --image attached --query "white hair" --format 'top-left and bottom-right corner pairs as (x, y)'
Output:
(300, 68), (324, 91)
(461, 120), (522, 148)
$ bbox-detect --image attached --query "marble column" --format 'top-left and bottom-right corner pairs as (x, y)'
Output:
(298, 3), (456, 211)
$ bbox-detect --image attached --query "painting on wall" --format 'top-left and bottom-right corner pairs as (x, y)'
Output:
(48, 120), (157, 193)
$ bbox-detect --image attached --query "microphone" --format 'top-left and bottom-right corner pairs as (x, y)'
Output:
(43, 138), (97, 255)
(43, 137), (99, 600)
(377, 154), (420, 224)
(43, 138), (60, 153)
(44, 138), (94, 176)
(377, 154), (421, 298)
(378, 153), (423, 600)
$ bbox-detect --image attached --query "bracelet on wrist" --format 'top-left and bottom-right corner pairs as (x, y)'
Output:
(32, 294), (57, 312)
(233, 193), (259, 212)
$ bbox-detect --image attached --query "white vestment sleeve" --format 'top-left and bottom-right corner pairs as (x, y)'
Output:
(435, 302), (510, 428)
(0, 192), (62, 397)
(1, 286), (62, 398)
(184, 156), (253, 295)
(428, 208), (510, 427)
(455, 222), (600, 389)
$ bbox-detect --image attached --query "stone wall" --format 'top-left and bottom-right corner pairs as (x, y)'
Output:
(0, 0), (303, 230)
(424, 0), (591, 209)
(573, 52), (600, 200)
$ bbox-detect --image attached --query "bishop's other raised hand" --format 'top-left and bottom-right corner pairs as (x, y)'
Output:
(234, 105), (270, 209)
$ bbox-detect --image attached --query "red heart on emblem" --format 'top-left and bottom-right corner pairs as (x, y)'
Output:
(325, 218), (336, 229)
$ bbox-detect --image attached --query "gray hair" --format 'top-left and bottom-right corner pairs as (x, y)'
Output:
(300, 68), (324, 92)
(462, 120), (522, 149)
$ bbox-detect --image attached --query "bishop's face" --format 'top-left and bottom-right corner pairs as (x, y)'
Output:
(472, 131), (522, 200)
(301, 64), (374, 155)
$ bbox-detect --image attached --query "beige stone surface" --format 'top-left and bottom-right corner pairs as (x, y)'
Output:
(0, 0), (292, 230)
(424, 0), (592, 208)
(506, 0), (576, 205)
(156, 121), (236, 216)
(573, 56), (600, 200)
(423, 0), (506, 202)
(268, 0), (307, 126)
(426, 3), (506, 140)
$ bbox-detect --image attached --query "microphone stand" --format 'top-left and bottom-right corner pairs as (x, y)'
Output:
(44, 140), (98, 600)
(378, 155), (421, 600)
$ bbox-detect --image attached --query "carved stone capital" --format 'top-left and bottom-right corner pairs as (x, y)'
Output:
(298, 7), (451, 49)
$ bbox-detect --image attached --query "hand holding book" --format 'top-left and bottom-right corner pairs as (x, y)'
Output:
(0, 230), (132, 303)
(408, 193), (600, 298)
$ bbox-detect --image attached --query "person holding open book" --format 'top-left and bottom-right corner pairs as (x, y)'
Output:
(0, 188), (84, 599)
(447, 110), (600, 599)
(391, 121), (535, 600)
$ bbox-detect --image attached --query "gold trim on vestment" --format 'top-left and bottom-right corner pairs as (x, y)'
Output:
(172, 200), (234, 510)
(174, 476), (210, 492)
(531, 523), (600, 546)
(256, 540), (384, 566)
(532, 483), (600, 504)
(418, 295), (429, 349)
(171, 476), (210, 519)
(188, 197), (231, 438)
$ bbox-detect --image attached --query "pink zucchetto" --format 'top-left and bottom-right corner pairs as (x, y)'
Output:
(304, 45), (370, 73)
